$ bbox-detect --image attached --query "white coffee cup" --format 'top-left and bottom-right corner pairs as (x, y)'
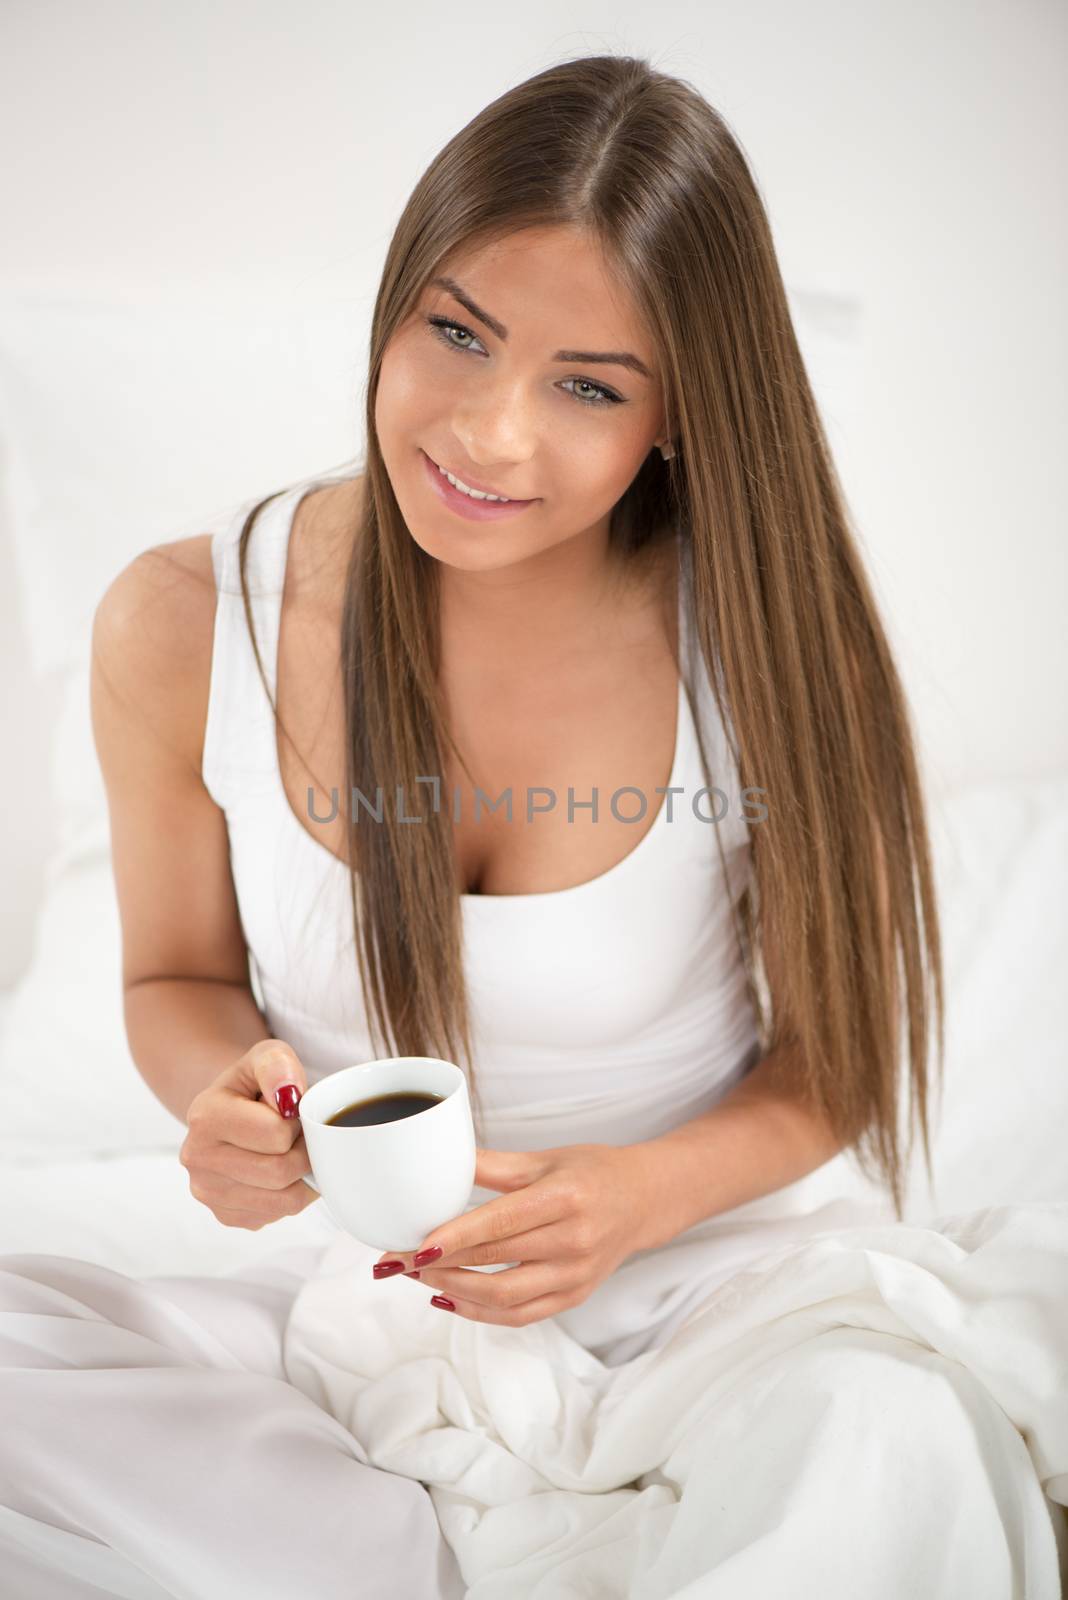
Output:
(297, 1057), (476, 1250)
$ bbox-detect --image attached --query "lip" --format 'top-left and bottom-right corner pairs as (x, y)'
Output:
(421, 449), (538, 523)
(425, 450), (534, 501)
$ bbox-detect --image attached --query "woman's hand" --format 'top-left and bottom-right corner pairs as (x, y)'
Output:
(370, 1143), (659, 1326)
(180, 1040), (320, 1229)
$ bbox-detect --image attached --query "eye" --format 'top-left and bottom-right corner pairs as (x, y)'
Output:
(423, 316), (624, 408)
(426, 315), (487, 357)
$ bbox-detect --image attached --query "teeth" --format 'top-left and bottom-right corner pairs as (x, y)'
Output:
(438, 464), (511, 502)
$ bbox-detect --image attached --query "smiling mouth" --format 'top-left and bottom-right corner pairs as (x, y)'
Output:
(424, 450), (535, 504)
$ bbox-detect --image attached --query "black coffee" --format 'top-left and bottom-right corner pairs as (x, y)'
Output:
(326, 1091), (444, 1128)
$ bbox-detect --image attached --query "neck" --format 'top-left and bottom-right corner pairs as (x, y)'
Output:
(438, 522), (674, 664)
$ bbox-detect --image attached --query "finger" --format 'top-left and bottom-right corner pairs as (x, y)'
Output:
(212, 1207), (271, 1230)
(427, 1282), (577, 1328)
(380, 1182), (569, 1272)
(414, 1260), (580, 1310)
(199, 1093), (300, 1156)
(193, 1135), (313, 1190)
(246, 1040), (309, 1110)
(216, 1042), (310, 1149)
(209, 1194), (315, 1228)
(189, 1173), (313, 1217)
(380, 1219), (574, 1274)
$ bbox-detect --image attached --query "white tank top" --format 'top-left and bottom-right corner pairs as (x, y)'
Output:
(202, 475), (763, 1213)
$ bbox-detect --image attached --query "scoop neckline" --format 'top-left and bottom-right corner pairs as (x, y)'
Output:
(267, 480), (689, 905)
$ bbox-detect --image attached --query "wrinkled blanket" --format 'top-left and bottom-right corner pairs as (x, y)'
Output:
(283, 1201), (1068, 1598)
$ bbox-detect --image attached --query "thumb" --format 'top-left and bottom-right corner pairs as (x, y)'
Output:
(230, 1040), (309, 1120)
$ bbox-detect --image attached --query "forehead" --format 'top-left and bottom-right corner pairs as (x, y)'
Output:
(433, 225), (652, 346)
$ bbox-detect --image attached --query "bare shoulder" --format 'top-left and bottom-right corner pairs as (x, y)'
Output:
(91, 473), (366, 768)
(91, 533), (218, 775)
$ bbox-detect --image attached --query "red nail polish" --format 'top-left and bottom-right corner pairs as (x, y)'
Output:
(372, 1260), (406, 1279)
(275, 1084), (301, 1119)
(430, 1294), (456, 1312)
(403, 1270), (421, 1279)
(413, 1246), (443, 1267)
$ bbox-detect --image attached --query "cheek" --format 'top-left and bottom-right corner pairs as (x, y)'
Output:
(556, 427), (653, 502)
(375, 347), (430, 440)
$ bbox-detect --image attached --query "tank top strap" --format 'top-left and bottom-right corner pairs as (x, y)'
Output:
(201, 483), (306, 810)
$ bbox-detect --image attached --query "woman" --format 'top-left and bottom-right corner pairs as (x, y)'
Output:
(0, 52), (981, 1600)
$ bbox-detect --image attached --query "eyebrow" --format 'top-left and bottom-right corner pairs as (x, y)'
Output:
(429, 276), (653, 381)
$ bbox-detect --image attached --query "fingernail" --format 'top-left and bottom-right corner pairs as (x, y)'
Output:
(372, 1260), (406, 1279)
(430, 1295), (456, 1312)
(413, 1246), (443, 1267)
(403, 1270), (421, 1279)
(275, 1084), (301, 1119)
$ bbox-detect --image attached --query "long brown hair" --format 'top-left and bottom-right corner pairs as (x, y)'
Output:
(236, 53), (943, 1221)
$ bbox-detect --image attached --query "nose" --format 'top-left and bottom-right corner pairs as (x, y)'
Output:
(451, 387), (539, 476)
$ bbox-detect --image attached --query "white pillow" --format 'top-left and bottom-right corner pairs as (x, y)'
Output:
(0, 850), (186, 1164)
(913, 774), (1068, 1213)
(0, 294), (367, 678)
(0, 645), (176, 1157)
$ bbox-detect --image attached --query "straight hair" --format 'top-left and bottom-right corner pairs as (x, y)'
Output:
(236, 53), (944, 1221)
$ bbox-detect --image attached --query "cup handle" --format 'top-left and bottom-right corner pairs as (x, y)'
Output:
(303, 1171), (321, 1194)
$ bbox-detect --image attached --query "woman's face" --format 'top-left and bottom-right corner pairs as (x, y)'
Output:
(375, 225), (669, 576)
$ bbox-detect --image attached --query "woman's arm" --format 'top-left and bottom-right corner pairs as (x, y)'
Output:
(91, 540), (271, 1128)
(627, 1039), (847, 1252)
(628, 834), (893, 1251)
(123, 977), (270, 1126)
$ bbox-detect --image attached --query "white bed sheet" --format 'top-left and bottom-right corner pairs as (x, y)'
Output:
(284, 1198), (1068, 1598)
(0, 1143), (338, 1280)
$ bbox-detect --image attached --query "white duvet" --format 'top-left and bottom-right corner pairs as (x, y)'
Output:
(283, 1198), (1068, 1599)
(4, 776), (1068, 1595)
